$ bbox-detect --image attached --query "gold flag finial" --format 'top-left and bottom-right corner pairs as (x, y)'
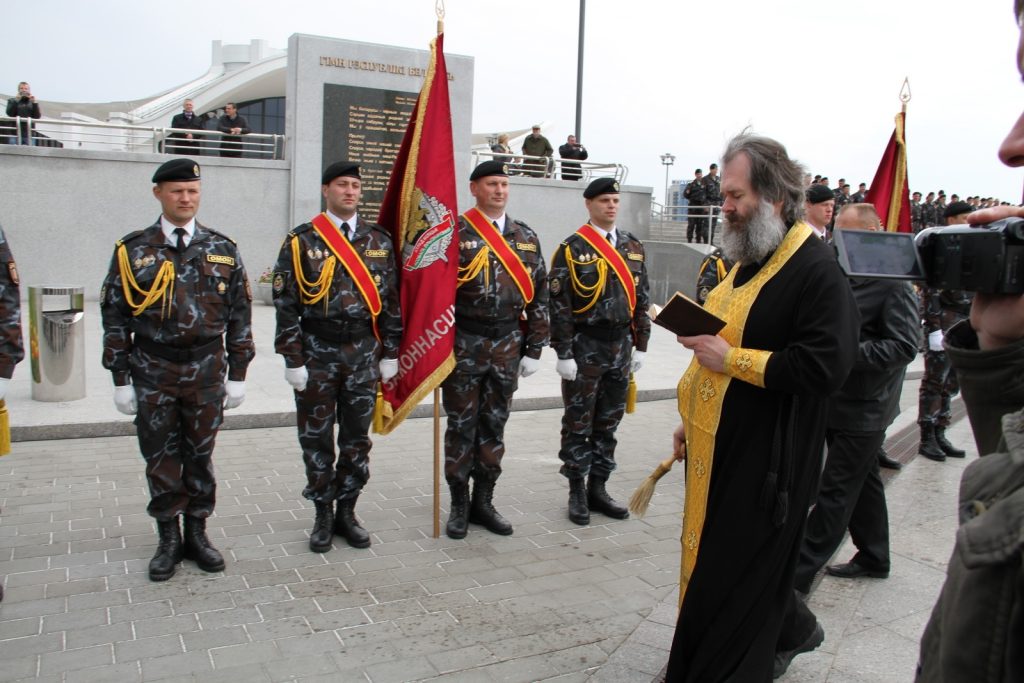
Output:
(436, 0), (445, 33)
(900, 77), (911, 112)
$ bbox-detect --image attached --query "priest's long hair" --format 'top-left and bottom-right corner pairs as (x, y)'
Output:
(722, 131), (806, 226)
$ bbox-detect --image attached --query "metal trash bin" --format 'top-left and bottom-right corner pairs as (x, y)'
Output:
(29, 285), (86, 402)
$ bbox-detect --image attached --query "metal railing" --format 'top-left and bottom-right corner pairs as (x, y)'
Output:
(650, 204), (723, 244)
(0, 116), (285, 159)
(471, 150), (628, 184)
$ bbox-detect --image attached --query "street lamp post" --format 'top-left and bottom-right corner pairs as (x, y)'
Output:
(660, 153), (675, 218)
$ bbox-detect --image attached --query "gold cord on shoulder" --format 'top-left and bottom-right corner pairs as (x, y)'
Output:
(456, 246), (489, 290)
(564, 244), (607, 313)
(291, 237), (335, 313)
(117, 244), (175, 318)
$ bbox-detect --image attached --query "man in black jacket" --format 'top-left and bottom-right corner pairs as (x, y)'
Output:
(5, 82), (41, 145)
(217, 103), (250, 158)
(168, 99), (204, 154)
(774, 203), (920, 677)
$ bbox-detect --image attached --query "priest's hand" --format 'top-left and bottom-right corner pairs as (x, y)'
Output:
(672, 423), (686, 461)
(678, 334), (729, 373)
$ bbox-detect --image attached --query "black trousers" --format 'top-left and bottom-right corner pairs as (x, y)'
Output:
(778, 428), (890, 651)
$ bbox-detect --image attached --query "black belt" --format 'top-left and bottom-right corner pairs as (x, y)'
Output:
(134, 336), (222, 362)
(456, 317), (520, 339)
(301, 318), (372, 343)
(576, 323), (631, 342)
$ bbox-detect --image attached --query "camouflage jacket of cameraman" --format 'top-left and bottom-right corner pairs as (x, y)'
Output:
(921, 286), (972, 336)
(272, 217), (402, 367)
(100, 220), (255, 386)
(0, 227), (24, 379)
(454, 214), (549, 358)
(548, 228), (652, 364)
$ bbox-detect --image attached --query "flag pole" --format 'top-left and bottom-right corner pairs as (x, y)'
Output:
(900, 76), (911, 114)
(433, 388), (441, 538)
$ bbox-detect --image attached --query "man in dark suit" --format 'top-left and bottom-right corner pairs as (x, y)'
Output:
(217, 103), (250, 158)
(168, 99), (204, 154)
(774, 202), (920, 677)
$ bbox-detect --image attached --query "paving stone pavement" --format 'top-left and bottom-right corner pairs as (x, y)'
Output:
(1, 399), (687, 682)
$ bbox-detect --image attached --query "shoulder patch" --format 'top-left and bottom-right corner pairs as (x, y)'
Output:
(516, 242), (537, 253)
(207, 254), (236, 266)
(627, 252), (644, 261)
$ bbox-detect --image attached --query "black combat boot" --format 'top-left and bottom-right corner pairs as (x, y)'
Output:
(183, 515), (225, 572)
(587, 475), (630, 519)
(446, 483), (470, 539)
(469, 478), (513, 535)
(918, 423), (946, 462)
(149, 518), (184, 581)
(567, 478), (590, 525)
(935, 428), (966, 458)
(335, 497), (371, 548)
(309, 500), (334, 553)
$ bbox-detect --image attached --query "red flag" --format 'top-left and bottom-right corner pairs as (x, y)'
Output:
(865, 111), (912, 232)
(375, 30), (458, 434)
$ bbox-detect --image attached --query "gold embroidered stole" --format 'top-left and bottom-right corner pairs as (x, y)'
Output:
(676, 222), (813, 607)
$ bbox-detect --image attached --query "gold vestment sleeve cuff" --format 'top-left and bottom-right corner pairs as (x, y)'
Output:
(723, 347), (771, 388)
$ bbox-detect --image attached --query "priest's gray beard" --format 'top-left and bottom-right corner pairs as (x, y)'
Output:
(720, 199), (788, 265)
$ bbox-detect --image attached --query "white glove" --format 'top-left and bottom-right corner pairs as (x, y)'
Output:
(113, 384), (137, 415)
(285, 365), (308, 392)
(379, 358), (398, 382)
(519, 356), (540, 378)
(927, 330), (944, 352)
(556, 357), (578, 381)
(224, 380), (246, 409)
(0, 377), (9, 401)
(630, 350), (646, 374)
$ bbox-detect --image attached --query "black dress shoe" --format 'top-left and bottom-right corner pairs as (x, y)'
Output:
(825, 560), (889, 580)
(773, 621), (824, 679)
(877, 450), (902, 470)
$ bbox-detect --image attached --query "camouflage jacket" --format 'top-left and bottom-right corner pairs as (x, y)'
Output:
(921, 202), (938, 228)
(101, 219), (255, 386)
(695, 248), (734, 305)
(272, 216), (402, 368)
(454, 213), (549, 359)
(921, 286), (972, 335)
(549, 227), (652, 358)
(0, 227), (24, 379)
(911, 201), (924, 233)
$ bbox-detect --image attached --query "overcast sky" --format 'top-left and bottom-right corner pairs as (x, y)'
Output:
(3, 0), (1021, 204)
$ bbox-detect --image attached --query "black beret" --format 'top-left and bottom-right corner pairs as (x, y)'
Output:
(470, 160), (509, 181)
(694, 168), (703, 175)
(709, 163), (718, 170)
(805, 184), (835, 204)
(322, 161), (360, 185)
(152, 158), (200, 183)
(583, 177), (620, 199)
(944, 201), (973, 218)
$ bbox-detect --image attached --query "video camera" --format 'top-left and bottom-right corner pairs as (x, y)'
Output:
(832, 218), (1024, 294)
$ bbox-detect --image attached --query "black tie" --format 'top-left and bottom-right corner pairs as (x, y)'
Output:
(493, 221), (500, 232)
(341, 222), (352, 241)
(174, 227), (187, 253)
(606, 232), (614, 247)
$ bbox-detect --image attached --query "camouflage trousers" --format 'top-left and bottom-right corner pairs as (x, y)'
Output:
(442, 330), (521, 485)
(131, 348), (227, 521)
(558, 363), (628, 480)
(918, 348), (959, 427)
(295, 333), (380, 503)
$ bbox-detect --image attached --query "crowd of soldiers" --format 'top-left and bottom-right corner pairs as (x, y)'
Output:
(0, 157), (651, 595)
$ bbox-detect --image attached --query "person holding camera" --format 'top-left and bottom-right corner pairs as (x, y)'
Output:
(5, 81), (41, 146)
(558, 134), (588, 181)
(915, 4), (1024, 678)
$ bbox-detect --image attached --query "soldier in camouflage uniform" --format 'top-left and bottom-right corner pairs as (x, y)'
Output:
(921, 192), (938, 228)
(443, 160), (549, 539)
(684, 169), (707, 243)
(910, 191), (924, 233)
(549, 178), (652, 525)
(695, 247), (733, 306)
(272, 162), (401, 551)
(851, 182), (868, 204)
(702, 163), (722, 244)
(101, 159), (254, 582)
(0, 224), (24, 603)
(917, 201), (975, 462)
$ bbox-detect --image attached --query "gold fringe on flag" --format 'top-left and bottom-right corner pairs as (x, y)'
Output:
(0, 399), (11, 456)
(372, 384), (394, 434)
(625, 373), (637, 414)
(628, 455), (677, 518)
